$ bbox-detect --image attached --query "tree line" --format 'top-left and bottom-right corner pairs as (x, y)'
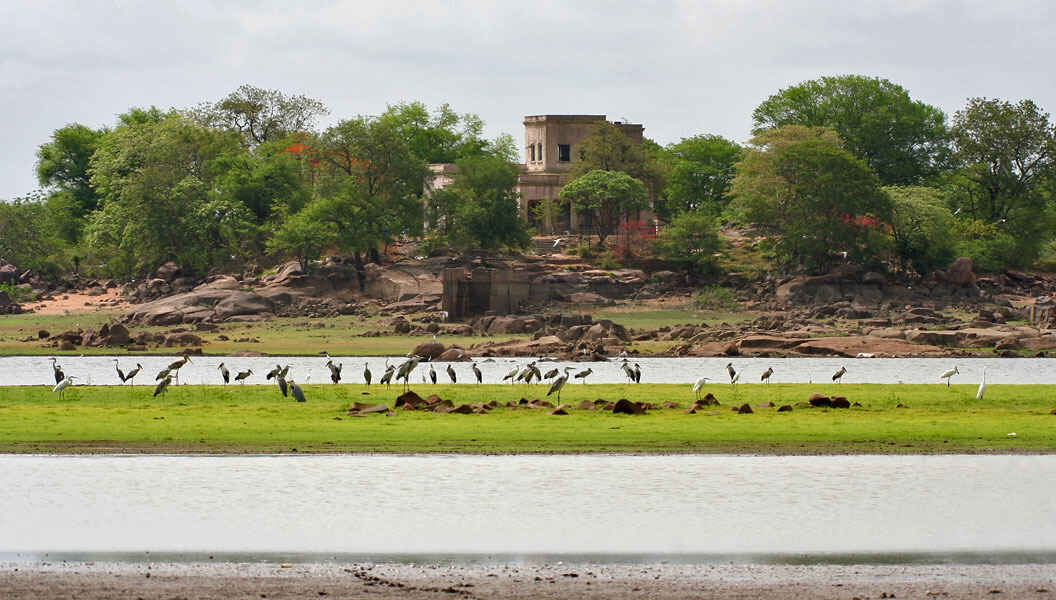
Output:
(6, 76), (1056, 283)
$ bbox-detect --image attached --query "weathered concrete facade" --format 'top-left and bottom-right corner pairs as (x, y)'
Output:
(519, 114), (644, 233)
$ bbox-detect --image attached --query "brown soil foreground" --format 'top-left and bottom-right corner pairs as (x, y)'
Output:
(2, 561), (1053, 599)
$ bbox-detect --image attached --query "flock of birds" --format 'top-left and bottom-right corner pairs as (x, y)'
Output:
(46, 355), (991, 403)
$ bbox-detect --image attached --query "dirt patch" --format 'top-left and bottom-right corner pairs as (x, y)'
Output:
(22, 289), (131, 315)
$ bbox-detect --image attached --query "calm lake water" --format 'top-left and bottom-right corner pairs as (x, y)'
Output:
(2, 355), (1054, 387)
(2, 454), (1055, 555)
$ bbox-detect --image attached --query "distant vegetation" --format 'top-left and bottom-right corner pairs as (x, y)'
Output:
(7, 77), (1056, 283)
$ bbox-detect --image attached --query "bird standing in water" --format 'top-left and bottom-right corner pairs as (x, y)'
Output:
(832, 365), (847, 383)
(218, 362), (230, 384)
(761, 367), (774, 384)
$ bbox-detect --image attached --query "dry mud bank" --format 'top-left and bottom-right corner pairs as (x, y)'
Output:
(2, 560), (1054, 599)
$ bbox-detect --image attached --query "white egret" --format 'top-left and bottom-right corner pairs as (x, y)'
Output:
(52, 375), (76, 398)
(940, 366), (959, 387)
(692, 376), (711, 401)
(976, 368), (987, 401)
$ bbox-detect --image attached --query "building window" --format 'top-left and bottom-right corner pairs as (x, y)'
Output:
(529, 144), (535, 162)
(558, 144), (571, 162)
(537, 143), (543, 162)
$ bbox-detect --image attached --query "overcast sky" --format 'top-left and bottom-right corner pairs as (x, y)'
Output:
(3, 0), (1055, 200)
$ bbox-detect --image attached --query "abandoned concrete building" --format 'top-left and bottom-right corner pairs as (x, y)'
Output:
(427, 114), (649, 235)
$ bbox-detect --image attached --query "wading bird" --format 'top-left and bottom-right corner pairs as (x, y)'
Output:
(543, 367), (559, 380)
(265, 364), (282, 380)
(52, 375), (76, 399)
(326, 359), (343, 384)
(546, 367), (575, 403)
(633, 363), (641, 383)
(113, 359), (126, 384)
(379, 362), (395, 387)
(429, 364), (437, 384)
(276, 372), (289, 397)
(166, 352), (192, 384)
(363, 363), (372, 386)
(472, 362), (482, 384)
(124, 363), (143, 386)
(620, 360), (635, 382)
(153, 375), (171, 398)
(761, 367), (774, 384)
(940, 366), (959, 387)
(692, 376), (711, 401)
(726, 362), (737, 383)
(574, 367), (593, 384)
(234, 369), (253, 384)
(976, 368), (987, 401)
(396, 356), (421, 390)
(446, 364), (457, 384)
(832, 365), (847, 383)
(218, 362), (230, 384)
(155, 367), (172, 382)
(502, 366), (519, 384)
(49, 357), (65, 385)
(289, 379), (306, 403)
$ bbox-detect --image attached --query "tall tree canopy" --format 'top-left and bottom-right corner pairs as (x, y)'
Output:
(731, 126), (891, 273)
(572, 122), (665, 199)
(36, 123), (107, 215)
(426, 153), (529, 251)
(86, 113), (253, 276)
(379, 101), (488, 164)
(194, 84), (329, 146)
(659, 134), (742, 219)
(752, 75), (948, 185)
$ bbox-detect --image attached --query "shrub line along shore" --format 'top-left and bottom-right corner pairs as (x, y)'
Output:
(1, 383), (1054, 455)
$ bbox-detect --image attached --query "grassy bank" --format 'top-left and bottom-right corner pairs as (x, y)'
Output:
(1, 383), (1054, 454)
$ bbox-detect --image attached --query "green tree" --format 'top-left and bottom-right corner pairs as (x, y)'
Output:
(194, 84), (328, 146)
(317, 115), (430, 238)
(426, 154), (530, 250)
(948, 97), (1056, 265)
(659, 134), (742, 219)
(730, 126), (892, 273)
(654, 210), (722, 277)
(86, 113), (248, 276)
(379, 101), (488, 163)
(886, 186), (957, 274)
(0, 193), (66, 277)
(572, 122), (665, 200)
(213, 142), (310, 223)
(559, 169), (648, 247)
(36, 123), (108, 217)
(266, 208), (338, 272)
(752, 75), (949, 185)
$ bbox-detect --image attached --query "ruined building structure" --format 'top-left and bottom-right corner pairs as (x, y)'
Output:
(427, 114), (646, 234)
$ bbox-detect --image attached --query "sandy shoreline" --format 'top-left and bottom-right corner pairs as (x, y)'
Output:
(2, 560), (1053, 599)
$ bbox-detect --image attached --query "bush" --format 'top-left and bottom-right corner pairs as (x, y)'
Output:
(0, 283), (35, 303)
(693, 285), (739, 311)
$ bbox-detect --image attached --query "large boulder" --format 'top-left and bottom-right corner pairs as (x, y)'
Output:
(946, 257), (976, 286)
(154, 261), (181, 282)
(212, 292), (274, 321)
(413, 341), (446, 360)
(0, 261), (18, 285)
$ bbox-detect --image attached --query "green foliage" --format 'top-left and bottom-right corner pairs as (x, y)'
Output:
(265, 208), (338, 271)
(0, 282), (35, 303)
(559, 169), (648, 246)
(85, 113), (250, 277)
(213, 143), (310, 223)
(655, 210), (722, 275)
(886, 186), (956, 274)
(425, 154), (530, 250)
(35, 123), (107, 217)
(947, 97), (1056, 265)
(0, 193), (67, 278)
(193, 84), (329, 146)
(379, 101), (487, 163)
(950, 219), (1021, 272)
(572, 122), (665, 199)
(752, 74), (949, 185)
(658, 135), (742, 219)
(731, 126), (892, 273)
(692, 285), (739, 311)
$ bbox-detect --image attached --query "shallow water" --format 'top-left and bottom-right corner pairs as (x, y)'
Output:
(2, 355), (1054, 387)
(2, 454), (1054, 555)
